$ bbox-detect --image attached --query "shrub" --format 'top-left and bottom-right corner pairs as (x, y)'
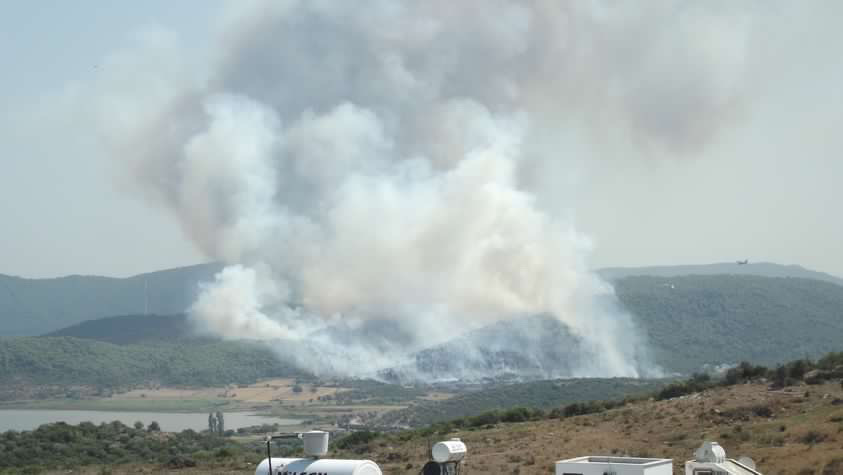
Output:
(500, 407), (531, 423)
(215, 447), (235, 458)
(467, 411), (500, 427)
(817, 352), (843, 370)
(823, 458), (843, 475)
(787, 360), (810, 380)
(334, 431), (380, 450)
(656, 378), (714, 400)
(799, 430), (827, 445)
(166, 455), (196, 468)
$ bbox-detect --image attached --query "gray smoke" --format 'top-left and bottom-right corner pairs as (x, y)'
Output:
(96, 0), (762, 379)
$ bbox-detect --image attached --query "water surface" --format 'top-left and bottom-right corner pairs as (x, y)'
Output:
(0, 409), (300, 432)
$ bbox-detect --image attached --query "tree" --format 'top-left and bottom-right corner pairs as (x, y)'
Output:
(208, 413), (216, 434)
(773, 365), (787, 388)
(215, 411), (224, 436)
(147, 421), (160, 432)
(133, 421), (144, 430)
(788, 359), (809, 379)
(724, 367), (741, 385)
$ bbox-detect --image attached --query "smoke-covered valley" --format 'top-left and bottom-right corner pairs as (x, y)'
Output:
(84, 1), (819, 381)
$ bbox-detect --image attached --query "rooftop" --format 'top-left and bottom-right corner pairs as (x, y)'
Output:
(558, 456), (672, 467)
(687, 459), (763, 475)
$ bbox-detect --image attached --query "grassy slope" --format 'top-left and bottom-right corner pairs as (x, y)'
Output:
(353, 382), (843, 474)
(377, 378), (667, 427)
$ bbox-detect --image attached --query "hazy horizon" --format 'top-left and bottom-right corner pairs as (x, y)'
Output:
(4, 259), (843, 281)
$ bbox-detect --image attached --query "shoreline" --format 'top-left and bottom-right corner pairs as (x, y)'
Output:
(0, 398), (245, 413)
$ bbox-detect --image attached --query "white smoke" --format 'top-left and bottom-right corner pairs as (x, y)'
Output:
(95, 0), (764, 379)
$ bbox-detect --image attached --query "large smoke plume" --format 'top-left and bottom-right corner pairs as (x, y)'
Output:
(97, 0), (761, 379)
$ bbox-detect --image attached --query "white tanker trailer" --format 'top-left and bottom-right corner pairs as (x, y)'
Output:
(256, 430), (384, 475)
(255, 457), (382, 475)
(256, 431), (468, 475)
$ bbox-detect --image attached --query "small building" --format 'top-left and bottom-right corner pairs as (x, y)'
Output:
(555, 456), (673, 475)
(555, 442), (763, 475)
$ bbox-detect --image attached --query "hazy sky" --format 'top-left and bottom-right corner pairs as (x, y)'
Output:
(2, 1), (842, 279)
(0, 1), (216, 277)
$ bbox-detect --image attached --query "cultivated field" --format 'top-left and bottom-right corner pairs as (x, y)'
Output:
(111, 379), (345, 405)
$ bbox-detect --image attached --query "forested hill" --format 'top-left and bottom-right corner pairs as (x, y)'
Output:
(599, 262), (843, 285)
(620, 275), (843, 372)
(29, 274), (843, 380)
(0, 263), (222, 336)
(0, 336), (300, 388)
(4, 264), (843, 382)
(46, 314), (194, 344)
(393, 274), (843, 378)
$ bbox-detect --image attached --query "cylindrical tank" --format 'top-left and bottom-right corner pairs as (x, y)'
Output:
(301, 430), (329, 457)
(432, 439), (467, 463)
(255, 458), (382, 475)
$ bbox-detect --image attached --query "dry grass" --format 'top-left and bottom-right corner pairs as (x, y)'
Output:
(357, 382), (843, 474)
(110, 379), (350, 406)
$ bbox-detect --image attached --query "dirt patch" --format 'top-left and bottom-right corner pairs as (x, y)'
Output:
(108, 379), (351, 406)
(418, 392), (457, 401)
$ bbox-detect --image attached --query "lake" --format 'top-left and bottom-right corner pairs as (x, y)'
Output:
(0, 409), (301, 432)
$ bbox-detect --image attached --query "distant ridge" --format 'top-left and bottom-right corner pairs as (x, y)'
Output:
(0, 263), (223, 336)
(598, 262), (843, 286)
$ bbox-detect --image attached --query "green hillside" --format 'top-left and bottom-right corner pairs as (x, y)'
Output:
(394, 274), (843, 379)
(46, 314), (193, 344)
(0, 336), (300, 388)
(621, 275), (843, 372)
(4, 270), (843, 386)
(375, 378), (666, 427)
